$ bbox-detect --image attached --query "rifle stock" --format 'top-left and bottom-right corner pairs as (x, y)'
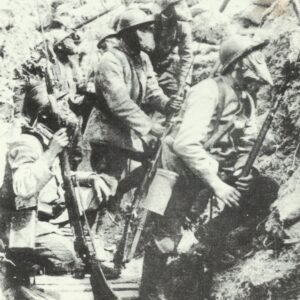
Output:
(60, 151), (119, 300)
(115, 44), (198, 265)
(42, 40), (118, 298)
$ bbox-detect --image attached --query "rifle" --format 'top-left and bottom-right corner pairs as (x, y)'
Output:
(60, 152), (119, 300)
(291, 0), (300, 25)
(34, 4), (117, 51)
(219, 0), (232, 13)
(56, 4), (118, 46)
(44, 55), (119, 300)
(114, 51), (197, 267)
(123, 117), (175, 264)
(236, 56), (298, 179)
(37, 5), (119, 299)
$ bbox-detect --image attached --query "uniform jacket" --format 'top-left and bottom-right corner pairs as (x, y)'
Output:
(84, 40), (169, 152)
(151, 1), (193, 86)
(8, 124), (117, 235)
(8, 130), (65, 212)
(170, 76), (257, 182)
(8, 129), (65, 236)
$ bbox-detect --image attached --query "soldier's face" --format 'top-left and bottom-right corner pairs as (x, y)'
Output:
(136, 24), (155, 53)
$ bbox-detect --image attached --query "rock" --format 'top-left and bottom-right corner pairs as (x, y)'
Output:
(0, 9), (14, 30)
(240, 4), (269, 25)
(271, 166), (300, 228)
(192, 7), (237, 45)
(211, 248), (300, 299)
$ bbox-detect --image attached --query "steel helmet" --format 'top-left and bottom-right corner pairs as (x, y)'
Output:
(157, 0), (182, 10)
(220, 35), (268, 74)
(50, 15), (71, 29)
(116, 9), (155, 34)
(96, 28), (116, 49)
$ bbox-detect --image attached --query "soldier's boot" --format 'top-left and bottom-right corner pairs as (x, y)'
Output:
(139, 246), (168, 300)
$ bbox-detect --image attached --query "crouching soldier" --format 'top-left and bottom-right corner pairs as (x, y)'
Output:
(139, 35), (279, 300)
(1, 83), (117, 293)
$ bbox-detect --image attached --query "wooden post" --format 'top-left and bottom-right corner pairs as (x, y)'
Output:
(291, 0), (300, 24)
(219, 0), (232, 13)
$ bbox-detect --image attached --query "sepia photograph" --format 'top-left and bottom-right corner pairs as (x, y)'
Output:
(0, 0), (299, 299)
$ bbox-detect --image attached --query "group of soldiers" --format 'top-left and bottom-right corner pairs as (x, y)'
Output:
(0, 0), (281, 299)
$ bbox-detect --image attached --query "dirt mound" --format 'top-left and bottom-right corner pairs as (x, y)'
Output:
(209, 9), (300, 299)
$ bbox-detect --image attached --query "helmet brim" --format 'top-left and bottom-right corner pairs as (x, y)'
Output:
(97, 33), (117, 49)
(220, 40), (269, 75)
(117, 16), (155, 35)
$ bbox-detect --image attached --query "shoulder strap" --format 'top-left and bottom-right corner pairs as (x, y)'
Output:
(214, 76), (226, 127)
(204, 77), (227, 150)
(21, 126), (48, 151)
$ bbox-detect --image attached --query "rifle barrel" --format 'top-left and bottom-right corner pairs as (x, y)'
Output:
(60, 151), (119, 300)
(54, 4), (117, 45)
(219, 0), (232, 12)
(241, 98), (282, 177)
(74, 5), (115, 30)
(125, 209), (148, 262)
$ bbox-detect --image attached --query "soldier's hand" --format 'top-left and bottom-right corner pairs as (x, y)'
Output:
(90, 175), (113, 203)
(166, 95), (183, 114)
(234, 172), (253, 192)
(150, 123), (165, 138)
(49, 128), (69, 157)
(212, 180), (241, 208)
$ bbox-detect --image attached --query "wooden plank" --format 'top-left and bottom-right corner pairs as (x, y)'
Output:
(35, 273), (140, 299)
(37, 284), (138, 292)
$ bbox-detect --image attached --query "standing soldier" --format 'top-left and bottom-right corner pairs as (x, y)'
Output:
(47, 29), (84, 120)
(139, 35), (279, 300)
(151, 0), (193, 97)
(77, 27), (119, 133)
(83, 9), (181, 181)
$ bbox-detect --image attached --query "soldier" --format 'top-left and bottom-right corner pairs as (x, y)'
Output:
(47, 29), (84, 119)
(139, 35), (279, 300)
(150, 0), (193, 97)
(1, 83), (117, 293)
(83, 9), (181, 180)
(77, 28), (119, 133)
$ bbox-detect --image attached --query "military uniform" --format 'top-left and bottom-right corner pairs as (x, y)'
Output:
(151, 0), (193, 96)
(3, 123), (115, 275)
(84, 39), (169, 178)
(139, 76), (279, 300)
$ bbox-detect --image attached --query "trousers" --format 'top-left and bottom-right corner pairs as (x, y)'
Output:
(0, 215), (79, 278)
(139, 141), (279, 300)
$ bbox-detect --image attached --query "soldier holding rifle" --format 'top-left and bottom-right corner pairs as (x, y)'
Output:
(139, 35), (279, 300)
(1, 83), (118, 296)
(84, 9), (181, 181)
